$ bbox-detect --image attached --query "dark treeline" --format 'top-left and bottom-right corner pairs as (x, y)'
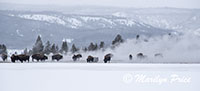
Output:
(0, 34), (138, 57)
(22, 34), (125, 55)
(0, 34), (127, 62)
(0, 34), (125, 63)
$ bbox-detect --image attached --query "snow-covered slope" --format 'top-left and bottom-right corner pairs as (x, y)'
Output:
(0, 10), (172, 49)
(8, 13), (153, 29)
(111, 8), (200, 32)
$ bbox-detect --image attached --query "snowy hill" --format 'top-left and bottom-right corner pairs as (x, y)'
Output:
(111, 8), (200, 32)
(0, 10), (172, 49)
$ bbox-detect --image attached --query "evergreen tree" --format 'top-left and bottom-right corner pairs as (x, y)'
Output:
(99, 41), (105, 49)
(71, 44), (78, 53)
(56, 45), (59, 53)
(23, 48), (28, 54)
(60, 41), (68, 54)
(0, 44), (7, 54)
(112, 34), (124, 46)
(32, 35), (44, 54)
(44, 41), (51, 55)
(83, 47), (88, 52)
(88, 42), (95, 51)
(51, 44), (56, 54)
(94, 43), (98, 51)
(28, 50), (33, 55)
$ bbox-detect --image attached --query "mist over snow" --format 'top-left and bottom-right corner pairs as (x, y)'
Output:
(77, 32), (200, 63)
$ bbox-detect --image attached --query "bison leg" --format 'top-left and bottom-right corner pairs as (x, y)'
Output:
(73, 58), (76, 61)
(20, 60), (23, 63)
(11, 60), (15, 63)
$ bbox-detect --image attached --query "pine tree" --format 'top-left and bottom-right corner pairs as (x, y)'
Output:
(0, 44), (7, 54)
(60, 41), (68, 54)
(94, 43), (98, 51)
(24, 48), (28, 54)
(44, 41), (51, 55)
(112, 34), (124, 46)
(28, 50), (33, 55)
(99, 41), (105, 49)
(32, 35), (44, 54)
(83, 47), (88, 52)
(88, 42), (95, 51)
(71, 44), (78, 53)
(56, 45), (59, 53)
(51, 44), (56, 54)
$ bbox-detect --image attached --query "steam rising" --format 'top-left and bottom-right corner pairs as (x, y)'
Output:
(81, 32), (200, 63)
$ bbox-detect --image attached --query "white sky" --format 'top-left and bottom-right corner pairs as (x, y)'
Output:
(0, 0), (200, 8)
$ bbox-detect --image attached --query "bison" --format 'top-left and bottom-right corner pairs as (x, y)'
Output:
(129, 54), (133, 60)
(52, 54), (63, 61)
(32, 54), (48, 62)
(11, 54), (18, 63)
(10, 54), (30, 63)
(86, 56), (99, 63)
(1, 54), (7, 61)
(137, 53), (147, 59)
(103, 53), (113, 63)
(72, 54), (82, 61)
(154, 53), (163, 58)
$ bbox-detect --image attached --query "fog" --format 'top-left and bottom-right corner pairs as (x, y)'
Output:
(0, 0), (200, 9)
(79, 32), (200, 63)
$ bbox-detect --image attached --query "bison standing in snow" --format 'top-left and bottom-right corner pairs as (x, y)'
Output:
(72, 54), (82, 61)
(103, 53), (113, 63)
(154, 53), (163, 58)
(1, 54), (7, 61)
(137, 53), (147, 59)
(86, 55), (99, 63)
(32, 54), (48, 62)
(87, 55), (94, 63)
(11, 54), (18, 63)
(11, 54), (30, 63)
(129, 54), (133, 60)
(52, 54), (63, 61)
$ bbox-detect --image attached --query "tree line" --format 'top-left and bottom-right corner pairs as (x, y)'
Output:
(0, 34), (125, 56)
(25, 34), (124, 55)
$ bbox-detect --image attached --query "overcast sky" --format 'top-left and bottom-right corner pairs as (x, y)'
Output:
(0, 0), (200, 8)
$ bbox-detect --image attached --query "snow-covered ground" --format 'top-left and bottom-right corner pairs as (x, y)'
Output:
(0, 64), (199, 91)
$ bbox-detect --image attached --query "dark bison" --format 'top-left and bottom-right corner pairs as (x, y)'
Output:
(154, 53), (163, 58)
(32, 54), (48, 62)
(72, 54), (82, 61)
(86, 55), (99, 63)
(137, 53), (147, 59)
(129, 54), (133, 60)
(11, 54), (18, 63)
(1, 54), (7, 61)
(52, 54), (63, 61)
(103, 53), (113, 63)
(11, 54), (30, 63)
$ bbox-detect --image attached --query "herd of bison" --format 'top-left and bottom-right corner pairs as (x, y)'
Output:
(0, 53), (115, 63)
(0, 52), (163, 63)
